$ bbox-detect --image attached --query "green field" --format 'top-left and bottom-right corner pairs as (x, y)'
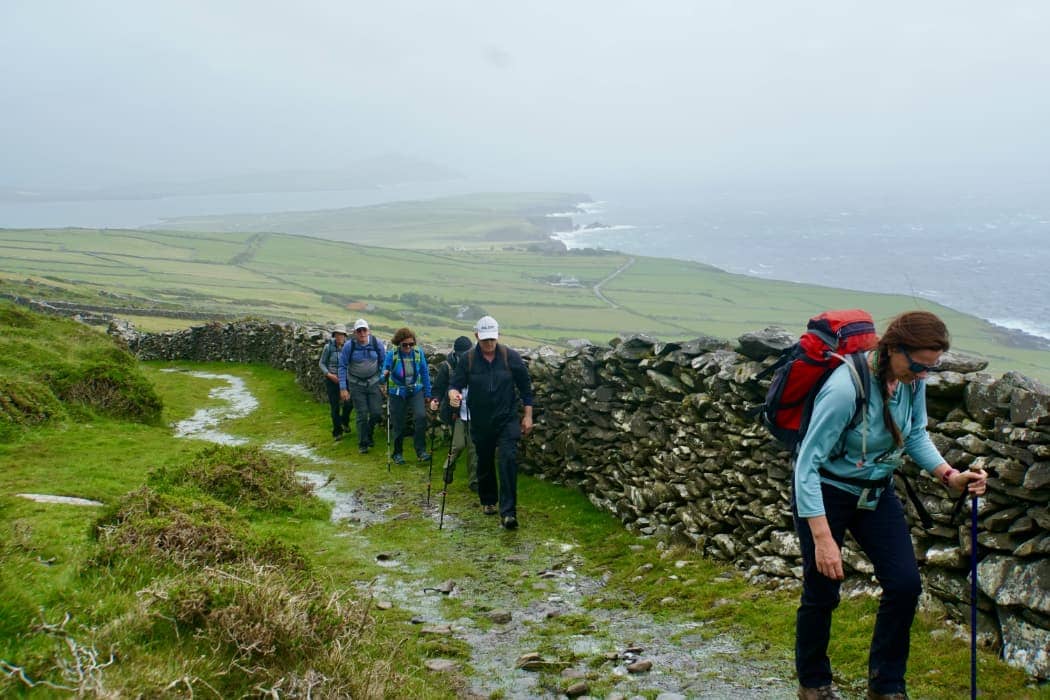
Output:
(2, 193), (1048, 382)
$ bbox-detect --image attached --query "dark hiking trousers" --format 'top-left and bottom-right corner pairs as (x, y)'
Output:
(325, 377), (352, 437)
(390, 391), (427, 458)
(794, 482), (922, 696)
(349, 380), (382, 448)
(472, 418), (521, 519)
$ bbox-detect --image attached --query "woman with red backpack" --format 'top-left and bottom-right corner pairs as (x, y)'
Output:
(793, 311), (987, 700)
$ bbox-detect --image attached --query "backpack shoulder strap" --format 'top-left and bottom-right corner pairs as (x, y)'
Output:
(828, 352), (871, 465)
(500, 343), (509, 368)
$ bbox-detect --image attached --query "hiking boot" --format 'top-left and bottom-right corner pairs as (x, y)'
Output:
(417, 451), (431, 462)
(358, 445), (369, 454)
(468, 481), (478, 493)
(392, 454), (406, 465)
(501, 516), (519, 530)
(866, 690), (908, 700)
(333, 433), (343, 442)
(798, 685), (843, 700)
(482, 504), (498, 515)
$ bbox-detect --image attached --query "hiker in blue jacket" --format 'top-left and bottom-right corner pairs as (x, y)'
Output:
(339, 319), (385, 454)
(793, 311), (987, 700)
(318, 323), (352, 441)
(383, 326), (432, 464)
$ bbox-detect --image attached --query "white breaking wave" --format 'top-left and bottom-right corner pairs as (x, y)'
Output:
(989, 318), (1050, 342)
(550, 224), (637, 249)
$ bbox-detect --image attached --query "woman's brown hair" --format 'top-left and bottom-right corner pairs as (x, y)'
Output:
(875, 311), (950, 446)
(391, 327), (416, 347)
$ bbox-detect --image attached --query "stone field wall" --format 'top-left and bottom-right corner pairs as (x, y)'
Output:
(114, 319), (1050, 679)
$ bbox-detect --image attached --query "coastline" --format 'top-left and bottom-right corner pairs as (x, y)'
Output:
(552, 200), (1050, 351)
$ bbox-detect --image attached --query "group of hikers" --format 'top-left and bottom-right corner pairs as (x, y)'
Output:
(318, 309), (988, 700)
(318, 315), (533, 530)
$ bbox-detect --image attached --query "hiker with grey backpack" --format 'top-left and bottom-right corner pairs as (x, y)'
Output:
(763, 310), (986, 700)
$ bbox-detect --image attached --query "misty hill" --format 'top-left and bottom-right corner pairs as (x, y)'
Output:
(0, 154), (457, 203)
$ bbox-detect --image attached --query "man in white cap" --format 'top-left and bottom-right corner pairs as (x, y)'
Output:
(339, 318), (386, 454)
(448, 316), (534, 530)
(319, 323), (352, 441)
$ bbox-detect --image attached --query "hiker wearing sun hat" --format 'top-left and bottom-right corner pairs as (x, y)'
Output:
(319, 323), (352, 441)
(447, 316), (534, 530)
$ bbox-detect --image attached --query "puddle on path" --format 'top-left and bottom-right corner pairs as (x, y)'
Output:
(361, 543), (794, 699)
(264, 441), (332, 464)
(297, 471), (392, 527)
(17, 494), (103, 507)
(163, 369), (256, 445)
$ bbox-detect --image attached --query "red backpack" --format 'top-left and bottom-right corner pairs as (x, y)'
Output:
(756, 309), (877, 452)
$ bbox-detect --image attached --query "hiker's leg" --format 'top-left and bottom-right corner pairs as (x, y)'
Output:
(366, 384), (383, 445)
(325, 379), (343, 437)
(351, 386), (370, 447)
(474, 428), (498, 507)
(460, 420), (478, 490)
(389, 394), (407, 456)
(448, 420), (466, 466)
(794, 483), (851, 690)
(409, 392), (427, 457)
(850, 488), (921, 696)
(495, 419), (521, 519)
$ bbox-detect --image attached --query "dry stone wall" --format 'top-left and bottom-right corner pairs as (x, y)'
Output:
(113, 319), (1050, 679)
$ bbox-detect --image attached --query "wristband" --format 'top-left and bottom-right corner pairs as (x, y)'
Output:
(940, 468), (959, 488)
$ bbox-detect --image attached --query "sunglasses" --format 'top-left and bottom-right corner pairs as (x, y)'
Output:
(355, 328), (369, 333)
(902, 348), (940, 374)
(400, 342), (416, 348)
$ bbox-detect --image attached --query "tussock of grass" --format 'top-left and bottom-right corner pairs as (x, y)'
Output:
(92, 486), (306, 570)
(52, 360), (163, 423)
(0, 376), (64, 436)
(0, 301), (163, 436)
(153, 444), (315, 512)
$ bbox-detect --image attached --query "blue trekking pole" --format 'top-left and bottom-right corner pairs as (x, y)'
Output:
(970, 492), (979, 700)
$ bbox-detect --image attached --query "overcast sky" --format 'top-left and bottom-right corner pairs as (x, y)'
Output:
(4, 1), (1050, 192)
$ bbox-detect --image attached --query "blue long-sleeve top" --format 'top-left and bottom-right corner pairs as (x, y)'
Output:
(382, 347), (432, 399)
(794, 356), (945, 518)
(338, 335), (384, 390)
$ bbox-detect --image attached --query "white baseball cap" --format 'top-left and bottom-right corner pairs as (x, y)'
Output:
(331, 323), (348, 335)
(475, 315), (499, 340)
(353, 318), (369, 331)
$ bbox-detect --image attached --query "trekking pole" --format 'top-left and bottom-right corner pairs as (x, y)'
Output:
(425, 411), (437, 505)
(970, 492), (979, 700)
(385, 395), (391, 473)
(439, 415), (459, 530)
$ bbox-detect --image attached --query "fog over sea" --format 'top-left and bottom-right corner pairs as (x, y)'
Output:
(3, 180), (1048, 346)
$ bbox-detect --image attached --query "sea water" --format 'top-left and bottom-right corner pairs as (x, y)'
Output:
(554, 187), (1050, 345)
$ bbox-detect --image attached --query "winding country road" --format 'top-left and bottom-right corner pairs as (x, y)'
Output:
(593, 256), (635, 308)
